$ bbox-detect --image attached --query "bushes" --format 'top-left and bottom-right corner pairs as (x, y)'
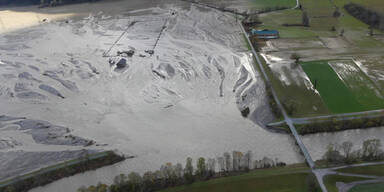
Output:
(241, 107), (250, 117)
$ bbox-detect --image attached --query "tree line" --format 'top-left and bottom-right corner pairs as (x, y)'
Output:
(297, 116), (384, 135)
(345, 3), (384, 30)
(78, 150), (286, 192)
(320, 139), (383, 166)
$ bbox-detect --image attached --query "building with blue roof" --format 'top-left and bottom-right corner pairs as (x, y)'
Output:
(251, 29), (279, 39)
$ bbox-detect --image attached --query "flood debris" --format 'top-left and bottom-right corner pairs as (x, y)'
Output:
(117, 50), (135, 57)
(116, 58), (127, 69)
(145, 50), (154, 55)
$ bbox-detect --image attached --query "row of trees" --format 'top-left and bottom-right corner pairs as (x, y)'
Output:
(78, 151), (286, 192)
(345, 3), (384, 31)
(298, 116), (384, 135)
(321, 139), (383, 166)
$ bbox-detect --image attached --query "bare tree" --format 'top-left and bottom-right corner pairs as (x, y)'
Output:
(224, 152), (231, 172)
(232, 151), (243, 171)
(196, 157), (207, 178)
(302, 11), (310, 27)
(290, 53), (301, 67)
(128, 172), (142, 184)
(341, 141), (353, 160)
(362, 139), (382, 160)
(368, 25), (374, 36)
(184, 157), (194, 183)
(113, 174), (127, 186)
(244, 150), (252, 170)
(217, 156), (225, 172)
(160, 163), (174, 179)
(207, 158), (216, 173)
(175, 163), (183, 178)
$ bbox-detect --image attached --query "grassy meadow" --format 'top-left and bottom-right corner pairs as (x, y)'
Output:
(160, 166), (315, 192)
(323, 174), (369, 192)
(337, 164), (384, 176)
(349, 182), (384, 192)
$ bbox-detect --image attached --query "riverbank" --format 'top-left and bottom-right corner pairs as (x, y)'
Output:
(0, 151), (126, 192)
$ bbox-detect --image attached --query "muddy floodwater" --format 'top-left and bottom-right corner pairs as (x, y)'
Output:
(0, 1), (382, 192)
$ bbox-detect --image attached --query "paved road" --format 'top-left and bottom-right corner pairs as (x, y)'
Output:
(313, 161), (384, 192)
(338, 178), (384, 192)
(292, 0), (300, 9)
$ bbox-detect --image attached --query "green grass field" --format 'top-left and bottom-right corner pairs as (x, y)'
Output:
(160, 166), (313, 192)
(349, 182), (384, 192)
(301, 60), (363, 113)
(323, 174), (369, 192)
(337, 164), (384, 176)
(250, 0), (296, 9)
(301, 60), (384, 113)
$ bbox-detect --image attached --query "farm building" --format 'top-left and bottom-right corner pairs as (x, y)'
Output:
(251, 29), (279, 39)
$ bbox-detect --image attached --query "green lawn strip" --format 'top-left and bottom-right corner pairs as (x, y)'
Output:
(337, 164), (384, 176)
(301, 60), (366, 113)
(250, 0), (296, 9)
(349, 182), (384, 192)
(324, 174), (370, 192)
(242, 33), (251, 51)
(160, 166), (310, 192)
